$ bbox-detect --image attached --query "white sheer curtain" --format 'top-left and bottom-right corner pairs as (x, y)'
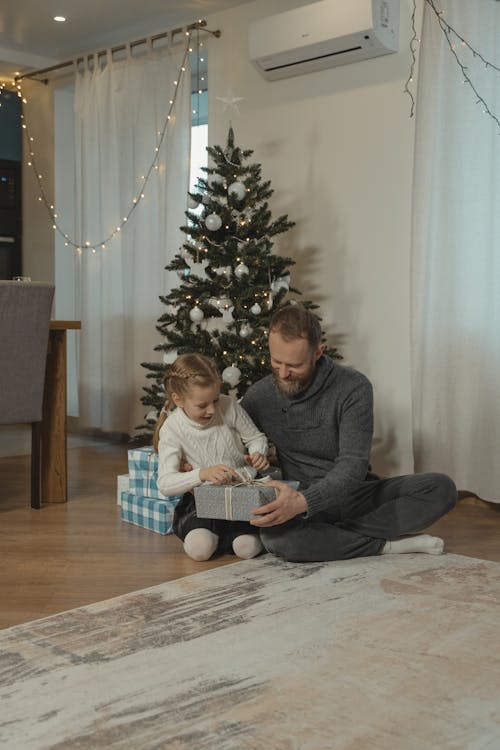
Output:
(74, 42), (190, 434)
(411, 1), (500, 500)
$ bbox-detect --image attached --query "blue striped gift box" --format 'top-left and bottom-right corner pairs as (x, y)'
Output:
(120, 492), (181, 535)
(128, 446), (168, 500)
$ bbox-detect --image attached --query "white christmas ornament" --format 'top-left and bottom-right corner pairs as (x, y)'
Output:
(234, 262), (249, 279)
(228, 181), (246, 201)
(272, 274), (291, 293)
(222, 305), (235, 323)
(222, 364), (241, 387)
(239, 322), (252, 338)
(213, 266), (232, 278)
(216, 90), (245, 114)
(163, 349), (178, 364)
(189, 259), (209, 278)
(187, 195), (200, 209)
(220, 296), (232, 310)
(250, 302), (262, 315)
(209, 173), (225, 187)
(189, 306), (204, 323)
(205, 213), (222, 231)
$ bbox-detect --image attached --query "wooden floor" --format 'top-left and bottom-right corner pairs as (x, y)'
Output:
(1, 437), (499, 630)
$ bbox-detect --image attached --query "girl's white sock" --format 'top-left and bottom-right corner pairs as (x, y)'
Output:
(232, 534), (264, 560)
(183, 529), (218, 561)
(381, 534), (444, 555)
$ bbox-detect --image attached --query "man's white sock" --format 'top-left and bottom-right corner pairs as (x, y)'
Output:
(381, 534), (444, 555)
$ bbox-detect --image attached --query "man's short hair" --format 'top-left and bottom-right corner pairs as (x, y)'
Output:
(269, 304), (323, 349)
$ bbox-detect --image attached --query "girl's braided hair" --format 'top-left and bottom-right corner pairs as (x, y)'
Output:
(153, 353), (220, 451)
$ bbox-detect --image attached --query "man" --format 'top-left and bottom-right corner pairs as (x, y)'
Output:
(241, 304), (457, 562)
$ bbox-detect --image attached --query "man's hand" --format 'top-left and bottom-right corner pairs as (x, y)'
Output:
(247, 452), (270, 471)
(250, 480), (307, 527)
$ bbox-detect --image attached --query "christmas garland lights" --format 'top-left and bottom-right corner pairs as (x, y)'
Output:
(13, 24), (211, 254)
(405, 0), (500, 129)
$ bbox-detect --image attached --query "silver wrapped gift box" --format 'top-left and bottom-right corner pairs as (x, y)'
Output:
(194, 480), (299, 522)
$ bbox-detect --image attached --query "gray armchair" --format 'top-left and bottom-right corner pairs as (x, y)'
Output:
(0, 281), (55, 508)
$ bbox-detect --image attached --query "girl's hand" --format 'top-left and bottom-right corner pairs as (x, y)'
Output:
(248, 452), (270, 471)
(199, 464), (239, 485)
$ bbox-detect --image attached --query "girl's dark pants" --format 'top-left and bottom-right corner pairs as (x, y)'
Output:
(173, 492), (260, 556)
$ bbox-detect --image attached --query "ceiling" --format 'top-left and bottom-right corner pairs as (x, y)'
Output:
(0, 0), (254, 80)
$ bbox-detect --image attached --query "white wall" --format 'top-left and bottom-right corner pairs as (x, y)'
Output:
(205, 0), (419, 476)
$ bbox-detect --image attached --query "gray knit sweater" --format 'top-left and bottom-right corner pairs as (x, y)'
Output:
(241, 356), (377, 517)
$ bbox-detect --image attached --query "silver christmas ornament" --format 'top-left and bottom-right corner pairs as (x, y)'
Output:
(250, 302), (262, 315)
(205, 213), (222, 231)
(239, 322), (252, 338)
(271, 274), (291, 293)
(228, 181), (246, 201)
(222, 364), (241, 387)
(234, 262), (249, 279)
(189, 306), (204, 323)
(209, 173), (225, 187)
(187, 195), (200, 209)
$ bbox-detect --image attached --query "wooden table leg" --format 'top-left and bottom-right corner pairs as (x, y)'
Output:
(41, 329), (68, 503)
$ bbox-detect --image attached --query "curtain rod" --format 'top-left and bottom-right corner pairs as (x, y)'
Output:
(15, 19), (221, 84)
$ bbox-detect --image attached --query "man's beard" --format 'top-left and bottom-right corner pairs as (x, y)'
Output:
(272, 370), (313, 396)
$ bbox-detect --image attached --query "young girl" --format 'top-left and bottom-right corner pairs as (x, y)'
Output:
(154, 353), (270, 562)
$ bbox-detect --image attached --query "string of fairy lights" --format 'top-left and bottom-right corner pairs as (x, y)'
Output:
(405, 0), (500, 129)
(7, 22), (212, 255)
(5, 1), (499, 249)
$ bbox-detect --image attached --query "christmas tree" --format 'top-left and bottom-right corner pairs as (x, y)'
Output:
(137, 127), (339, 439)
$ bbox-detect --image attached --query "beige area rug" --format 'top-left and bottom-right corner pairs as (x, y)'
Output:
(1, 553), (500, 750)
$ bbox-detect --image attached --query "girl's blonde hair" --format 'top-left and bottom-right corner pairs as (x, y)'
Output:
(153, 352), (220, 451)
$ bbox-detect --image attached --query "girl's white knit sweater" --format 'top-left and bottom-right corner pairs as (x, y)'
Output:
(157, 394), (268, 496)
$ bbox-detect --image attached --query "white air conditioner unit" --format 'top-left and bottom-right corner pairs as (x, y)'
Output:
(248, 0), (399, 81)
